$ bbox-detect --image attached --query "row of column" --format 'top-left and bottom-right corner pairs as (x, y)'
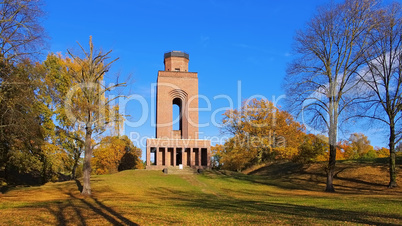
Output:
(146, 147), (208, 167)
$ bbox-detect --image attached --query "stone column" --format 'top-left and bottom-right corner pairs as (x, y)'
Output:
(159, 148), (165, 166)
(207, 148), (211, 168)
(198, 148), (201, 166)
(146, 146), (151, 166)
(191, 149), (195, 166)
(157, 148), (161, 166)
(183, 149), (187, 166)
(165, 148), (169, 166)
(173, 148), (176, 167)
(155, 148), (158, 166)
(188, 149), (192, 166)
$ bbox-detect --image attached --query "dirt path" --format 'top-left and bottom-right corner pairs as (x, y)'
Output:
(179, 175), (221, 197)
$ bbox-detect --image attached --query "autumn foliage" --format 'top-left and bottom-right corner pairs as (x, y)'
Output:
(214, 99), (392, 171)
(92, 136), (142, 175)
(216, 99), (305, 171)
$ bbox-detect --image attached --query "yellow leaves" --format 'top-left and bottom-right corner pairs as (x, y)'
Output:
(41, 142), (67, 173)
(295, 134), (330, 163)
(44, 51), (123, 133)
(340, 133), (376, 160)
(92, 136), (141, 175)
(376, 147), (390, 158)
(220, 98), (307, 170)
(273, 147), (299, 160)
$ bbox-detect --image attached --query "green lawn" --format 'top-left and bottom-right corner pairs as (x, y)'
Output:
(0, 163), (402, 225)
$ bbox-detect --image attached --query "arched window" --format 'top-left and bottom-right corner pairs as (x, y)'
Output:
(172, 104), (180, 130)
(172, 98), (182, 137)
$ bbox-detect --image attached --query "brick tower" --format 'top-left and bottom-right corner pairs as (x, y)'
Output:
(146, 51), (211, 169)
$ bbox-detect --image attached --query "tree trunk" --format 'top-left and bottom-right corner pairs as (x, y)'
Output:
(2, 149), (9, 183)
(71, 148), (80, 180)
(326, 131), (336, 192)
(41, 153), (48, 184)
(81, 129), (93, 195)
(71, 159), (78, 180)
(4, 162), (9, 184)
(326, 98), (337, 193)
(388, 123), (398, 188)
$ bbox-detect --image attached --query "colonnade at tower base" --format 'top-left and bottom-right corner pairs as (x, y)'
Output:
(146, 138), (211, 170)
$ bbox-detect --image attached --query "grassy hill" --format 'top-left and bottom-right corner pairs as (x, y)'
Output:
(246, 157), (402, 194)
(0, 160), (401, 225)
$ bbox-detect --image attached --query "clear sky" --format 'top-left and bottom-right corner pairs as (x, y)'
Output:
(42, 0), (394, 158)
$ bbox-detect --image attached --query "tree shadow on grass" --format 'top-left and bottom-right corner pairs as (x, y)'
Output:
(72, 180), (138, 226)
(75, 179), (83, 193)
(202, 169), (324, 192)
(149, 187), (402, 225)
(44, 199), (86, 226)
(40, 180), (139, 226)
(208, 162), (402, 195)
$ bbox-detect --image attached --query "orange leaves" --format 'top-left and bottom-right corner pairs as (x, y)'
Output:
(337, 133), (389, 160)
(376, 147), (390, 158)
(217, 99), (391, 170)
(339, 133), (375, 160)
(219, 98), (306, 170)
(92, 135), (141, 175)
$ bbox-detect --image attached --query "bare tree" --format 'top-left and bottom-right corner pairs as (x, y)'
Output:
(0, 0), (45, 63)
(0, 0), (46, 129)
(64, 36), (125, 195)
(358, 2), (402, 188)
(285, 0), (378, 192)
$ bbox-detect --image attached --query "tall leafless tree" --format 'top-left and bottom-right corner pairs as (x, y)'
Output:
(285, 0), (378, 192)
(358, 2), (402, 188)
(0, 0), (45, 63)
(0, 0), (45, 129)
(65, 36), (125, 195)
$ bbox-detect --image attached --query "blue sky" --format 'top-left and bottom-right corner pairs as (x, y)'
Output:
(43, 0), (393, 157)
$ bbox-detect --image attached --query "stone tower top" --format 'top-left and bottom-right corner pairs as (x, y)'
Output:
(164, 51), (189, 72)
